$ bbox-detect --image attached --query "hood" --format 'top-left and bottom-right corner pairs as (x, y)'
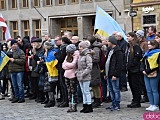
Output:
(80, 48), (95, 56)
(92, 41), (102, 48)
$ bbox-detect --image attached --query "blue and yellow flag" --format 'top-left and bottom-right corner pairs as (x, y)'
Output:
(45, 49), (58, 77)
(0, 51), (9, 71)
(143, 49), (160, 70)
(94, 6), (126, 39)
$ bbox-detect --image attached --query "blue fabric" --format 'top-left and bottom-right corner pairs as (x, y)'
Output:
(11, 72), (24, 99)
(45, 48), (58, 62)
(107, 78), (120, 107)
(143, 49), (160, 58)
(144, 73), (160, 106)
(146, 34), (155, 41)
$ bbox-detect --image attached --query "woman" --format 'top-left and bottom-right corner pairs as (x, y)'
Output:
(62, 44), (79, 112)
(141, 40), (160, 111)
(126, 32), (142, 108)
(76, 40), (93, 113)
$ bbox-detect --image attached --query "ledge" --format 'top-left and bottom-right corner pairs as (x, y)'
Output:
(131, 1), (160, 7)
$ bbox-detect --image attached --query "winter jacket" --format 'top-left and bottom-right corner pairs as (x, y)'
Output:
(140, 48), (160, 75)
(90, 41), (102, 87)
(8, 48), (25, 73)
(76, 48), (92, 81)
(126, 44), (142, 73)
(105, 45), (123, 78)
(62, 50), (79, 79)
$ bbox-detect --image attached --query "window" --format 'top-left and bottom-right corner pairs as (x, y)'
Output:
(1, 28), (5, 41)
(34, 0), (40, 7)
(0, 0), (6, 10)
(83, 0), (92, 2)
(58, 0), (65, 5)
(22, 0), (28, 8)
(11, 0), (17, 9)
(10, 21), (18, 39)
(33, 20), (41, 37)
(143, 15), (156, 24)
(45, 0), (52, 6)
(22, 20), (30, 37)
(70, 0), (78, 3)
(60, 18), (78, 36)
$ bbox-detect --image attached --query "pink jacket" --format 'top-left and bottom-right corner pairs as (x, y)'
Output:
(62, 50), (79, 79)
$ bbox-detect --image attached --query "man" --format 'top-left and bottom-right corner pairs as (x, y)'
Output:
(116, 32), (128, 92)
(71, 36), (81, 49)
(30, 38), (45, 103)
(146, 26), (156, 41)
(16, 36), (23, 49)
(43, 33), (54, 45)
(63, 31), (73, 40)
(105, 36), (123, 111)
(8, 40), (25, 103)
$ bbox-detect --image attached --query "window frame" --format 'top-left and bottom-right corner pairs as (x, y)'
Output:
(33, 20), (41, 38)
(22, 20), (30, 37)
(70, 0), (78, 4)
(10, 0), (17, 9)
(57, 0), (65, 5)
(33, 0), (40, 7)
(0, 0), (6, 10)
(10, 21), (18, 39)
(22, 0), (29, 8)
(45, 0), (52, 6)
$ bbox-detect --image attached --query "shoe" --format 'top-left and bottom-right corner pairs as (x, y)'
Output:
(111, 106), (120, 111)
(57, 102), (64, 107)
(92, 98), (101, 108)
(56, 98), (62, 103)
(120, 87), (128, 92)
(18, 99), (25, 103)
(44, 102), (55, 108)
(83, 104), (93, 113)
(58, 102), (69, 108)
(127, 102), (141, 108)
(29, 96), (37, 100)
(80, 104), (87, 113)
(37, 99), (45, 103)
(140, 97), (149, 103)
(146, 105), (153, 111)
(105, 97), (112, 103)
(149, 105), (159, 112)
(67, 103), (77, 112)
(0, 94), (5, 100)
(41, 99), (49, 104)
(25, 93), (32, 98)
(11, 98), (19, 103)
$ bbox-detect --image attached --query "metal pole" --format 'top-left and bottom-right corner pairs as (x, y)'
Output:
(130, 0), (133, 32)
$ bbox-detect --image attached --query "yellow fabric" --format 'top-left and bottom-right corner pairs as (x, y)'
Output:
(148, 52), (159, 70)
(0, 54), (9, 72)
(46, 60), (58, 77)
(96, 29), (109, 37)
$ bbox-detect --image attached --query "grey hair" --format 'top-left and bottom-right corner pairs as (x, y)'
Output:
(64, 31), (73, 37)
(116, 32), (124, 38)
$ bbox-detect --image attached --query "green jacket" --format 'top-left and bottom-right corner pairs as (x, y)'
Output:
(8, 49), (25, 73)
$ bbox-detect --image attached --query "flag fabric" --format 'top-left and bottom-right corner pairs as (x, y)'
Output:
(45, 49), (58, 77)
(0, 13), (11, 40)
(143, 49), (160, 70)
(94, 6), (126, 39)
(0, 51), (10, 72)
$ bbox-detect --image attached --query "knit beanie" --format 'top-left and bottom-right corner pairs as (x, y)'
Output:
(11, 39), (18, 46)
(66, 44), (76, 53)
(108, 36), (117, 45)
(136, 30), (144, 38)
(79, 40), (91, 48)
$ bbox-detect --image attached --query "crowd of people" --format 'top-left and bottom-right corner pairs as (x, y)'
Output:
(0, 26), (160, 113)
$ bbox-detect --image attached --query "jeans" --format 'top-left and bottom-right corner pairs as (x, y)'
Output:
(144, 73), (160, 106)
(11, 72), (24, 99)
(79, 81), (91, 105)
(107, 78), (120, 107)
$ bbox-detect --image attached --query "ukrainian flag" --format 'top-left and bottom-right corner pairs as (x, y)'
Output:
(94, 6), (126, 39)
(143, 49), (160, 70)
(45, 49), (58, 77)
(0, 51), (9, 71)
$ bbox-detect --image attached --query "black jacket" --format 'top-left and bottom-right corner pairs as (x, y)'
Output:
(126, 44), (142, 73)
(105, 45), (123, 78)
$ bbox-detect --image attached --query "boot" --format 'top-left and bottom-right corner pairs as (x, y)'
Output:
(0, 94), (5, 100)
(72, 103), (77, 112)
(92, 98), (97, 107)
(92, 98), (101, 108)
(80, 104), (87, 113)
(83, 104), (93, 113)
(44, 101), (55, 108)
(67, 103), (73, 112)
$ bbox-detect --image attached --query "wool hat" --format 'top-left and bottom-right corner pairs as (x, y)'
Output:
(108, 36), (117, 45)
(31, 38), (42, 43)
(11, 39), (18, 46)
(136, 30), (144, 37)
(44, 40), (52, 49)
(31, 37), (37, 43)
(66, 44), (76, 53)
(79, 40), (91, 48)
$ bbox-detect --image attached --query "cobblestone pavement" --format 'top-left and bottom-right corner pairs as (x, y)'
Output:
(0, 89), (150, 120)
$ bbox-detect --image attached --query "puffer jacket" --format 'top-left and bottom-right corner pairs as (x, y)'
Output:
(90, 41), (102, 87)
(8, 48), (25, 73)
(62, 50), (79, 79)
(76, 48), (92, 81)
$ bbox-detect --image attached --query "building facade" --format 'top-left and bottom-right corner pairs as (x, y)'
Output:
(132, 0), (160, 33)
(0, 0), (131, 40)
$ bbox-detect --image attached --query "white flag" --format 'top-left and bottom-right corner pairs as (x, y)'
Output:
(0, 13), (11, 40)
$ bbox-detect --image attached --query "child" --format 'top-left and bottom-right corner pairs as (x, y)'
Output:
(62, 44), (79, 112)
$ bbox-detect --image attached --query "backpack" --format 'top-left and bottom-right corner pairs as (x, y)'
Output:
(99, 49), (106, 70)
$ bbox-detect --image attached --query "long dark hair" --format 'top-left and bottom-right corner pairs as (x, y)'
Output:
(2, 43), (8, 52)
(66, 52), (74, 63)
(128, 32), (139, 56)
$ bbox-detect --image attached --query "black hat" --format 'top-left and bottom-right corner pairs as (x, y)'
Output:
(11, 39), (18, 46)
(31, 38), (42, 43)
(108, 36), (117, 45)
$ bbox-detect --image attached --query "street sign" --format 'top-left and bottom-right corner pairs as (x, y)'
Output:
(130, 11), (137, 17)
